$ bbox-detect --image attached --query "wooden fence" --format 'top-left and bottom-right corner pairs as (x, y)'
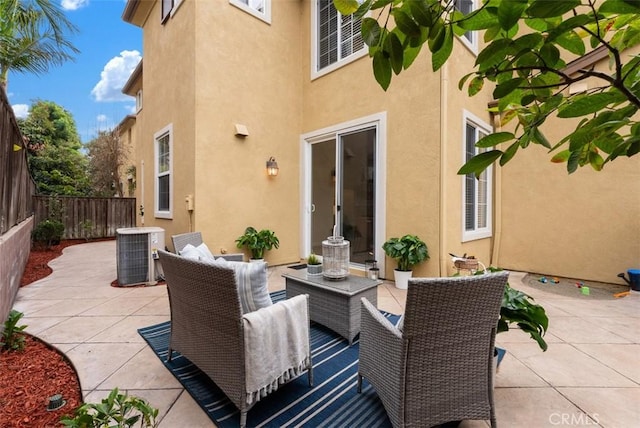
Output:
(33, 196), (136, 239)
(0, 86), (35, 235)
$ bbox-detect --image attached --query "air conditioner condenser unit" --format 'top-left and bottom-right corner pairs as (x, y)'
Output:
(116, 227), (165, 286)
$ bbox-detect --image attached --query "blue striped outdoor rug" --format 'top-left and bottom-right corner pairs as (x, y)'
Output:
(138, 290), (398, 427)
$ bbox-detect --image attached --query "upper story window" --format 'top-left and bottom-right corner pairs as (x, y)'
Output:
(230, 0), (271, 23)
(161, 0), (183, 23)
(455, 0), (477, 51)
(462, 111), (492, 242)
(312, 0), (366, 79)
(154, 124), (173, 218)
(135, 89), (142, 113)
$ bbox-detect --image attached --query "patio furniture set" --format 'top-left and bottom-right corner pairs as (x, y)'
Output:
(159, 232), (508, 428)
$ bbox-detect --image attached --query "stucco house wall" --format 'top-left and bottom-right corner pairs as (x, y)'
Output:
(122, 0), (638, 284)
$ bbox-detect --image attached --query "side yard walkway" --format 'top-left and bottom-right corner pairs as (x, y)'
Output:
(11, 240), (640, 427)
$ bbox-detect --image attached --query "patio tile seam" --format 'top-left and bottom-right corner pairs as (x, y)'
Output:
(565, 342), (640, 386)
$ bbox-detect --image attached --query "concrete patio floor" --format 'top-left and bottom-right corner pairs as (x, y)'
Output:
(11, 240), (640, 427)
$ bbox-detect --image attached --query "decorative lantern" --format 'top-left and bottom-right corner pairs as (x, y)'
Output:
(365, 259), (379, 280)
(322, 235), (350, 280)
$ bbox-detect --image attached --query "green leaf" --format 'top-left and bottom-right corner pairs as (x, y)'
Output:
(532, 127), (551, 149)
(558, 93), (622, 118)
(468, 76), (484, 96)
(589, 151), (605, 171)
(458, 150), (503, 177)
(567, 150), (581, 173)
(500, 141), (520, 166)
(409, 0), (433, 27)
(476, 38), (511, 68)
(385, 32), (404, 74)
(555, 31), (586, 56)
(428, 20), (446, 52)
(458, 7), (499, 31)
(392, 9), (421, 38)
(599, 0), (640, 14)
(333, 0), (360, 15)
(493, 77), (524, 99)
(475, 131), (515, 148)
(373, 50), (392, 90)
(361, 18), (382, 47)
(402, 42), (423, 69)
(498, 0), (528, 31)
(551, 150), (571, 163)
(526, 0), (580, 18)
(431, 25), (453, 71)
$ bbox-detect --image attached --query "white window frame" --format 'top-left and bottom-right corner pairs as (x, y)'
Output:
(161, 0), (184, 23)
(154, 124), (173, 219)
(135, 89), (143, 113)
(454, 0), (478, 53)
(300, 112), (387, 274)
(311, 0), (367, 80)
(230, 0), (271, 23)
(462, 110), (492, 242)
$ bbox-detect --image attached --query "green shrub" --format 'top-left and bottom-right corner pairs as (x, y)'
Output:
(1, 310), (27, 352)
(60, 388), (158, 428)
(32, 219), (65, 248)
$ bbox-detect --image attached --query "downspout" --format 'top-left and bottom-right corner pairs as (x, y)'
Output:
(439, 62), (449, 277)
(490, 107), (502, 266)
(140, 159), (145, 226)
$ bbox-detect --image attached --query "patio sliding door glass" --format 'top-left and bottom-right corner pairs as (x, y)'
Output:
(310, 127), (376, 265)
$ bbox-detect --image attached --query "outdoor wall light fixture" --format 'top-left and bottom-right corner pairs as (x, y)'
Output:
(266, 157), (279, 176)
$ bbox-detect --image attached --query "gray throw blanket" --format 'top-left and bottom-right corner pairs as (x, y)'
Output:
(242, 294), (310, 406)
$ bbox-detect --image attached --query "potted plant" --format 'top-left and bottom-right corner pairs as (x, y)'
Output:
(306, 253), (322, 276)
(235, 226), (280, 260)
(382, 234), (430, 289)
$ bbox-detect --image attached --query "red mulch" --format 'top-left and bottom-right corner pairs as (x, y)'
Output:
(2, 239), (113, 426)
(0, 335), (81, 427)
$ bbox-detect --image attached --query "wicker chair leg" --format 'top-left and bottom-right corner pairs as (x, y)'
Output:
(166, 347), (173, 362)
(308, 367), (314, 387)
(357, 374), (363, 393)
(240, 410), (247, 428)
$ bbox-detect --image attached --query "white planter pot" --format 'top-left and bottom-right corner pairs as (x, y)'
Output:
(393, 269), (413, 290)
(307, 264), (323, 276)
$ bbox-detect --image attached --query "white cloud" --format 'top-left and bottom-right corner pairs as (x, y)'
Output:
(96, 114), (108, 123)
(61, 0), (89, 11)
(91, 50), (142, 102)
(12, 104), (29, 119)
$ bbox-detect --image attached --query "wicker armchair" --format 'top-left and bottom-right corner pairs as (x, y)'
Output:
(358, 271), (509, 428)
(171, 231), (244, 261)
(158, 250), (313, 428)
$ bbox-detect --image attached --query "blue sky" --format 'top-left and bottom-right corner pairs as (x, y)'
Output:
(7, 0), (142, 143)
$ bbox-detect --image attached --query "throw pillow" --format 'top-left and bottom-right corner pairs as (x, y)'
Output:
(215, 259), (273, 314)
(179, 243), (216, 261)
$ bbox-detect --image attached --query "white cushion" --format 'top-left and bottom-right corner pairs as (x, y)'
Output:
(179, 243), (216, 261)
(215, 259), (273, 314)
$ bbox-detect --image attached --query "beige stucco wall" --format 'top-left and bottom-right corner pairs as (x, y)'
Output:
(497, 47), (640, 284)
(133, 1), (197, 241)
(184, 1), (304, 265)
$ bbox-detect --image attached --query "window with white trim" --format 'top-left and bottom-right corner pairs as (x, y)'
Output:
(154, 125), (173, 218)
(135, 89), (142, 113)
(455, 0), (476, 50)
(463, 114), (492, 241)
(230, 0), (271, 23)
(161, 0), (183, 22)
(313, 0), (365, 76)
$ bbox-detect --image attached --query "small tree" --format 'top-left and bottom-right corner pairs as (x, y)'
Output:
(334, 0), (640, 174)
(85, 129), (129, 197)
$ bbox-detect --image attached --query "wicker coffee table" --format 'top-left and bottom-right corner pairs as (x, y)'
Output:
(283, 269), (380, 345)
